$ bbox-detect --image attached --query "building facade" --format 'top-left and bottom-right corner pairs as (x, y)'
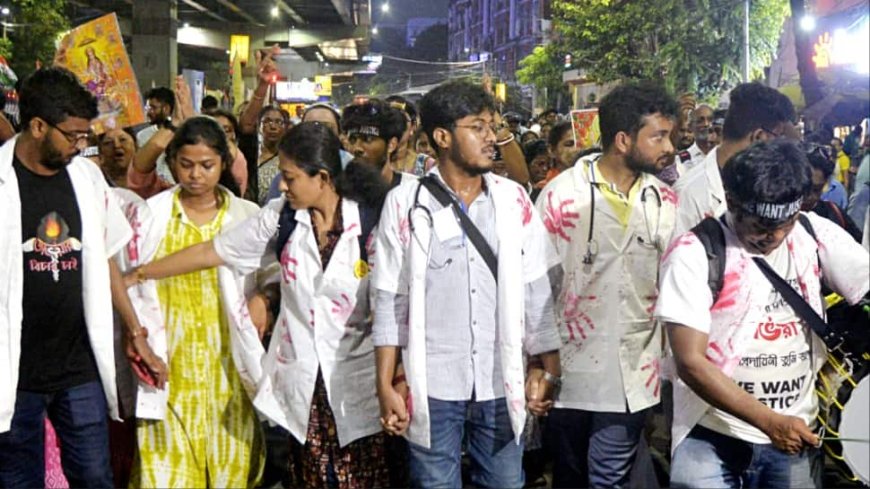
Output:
(448, 0), (550, 81)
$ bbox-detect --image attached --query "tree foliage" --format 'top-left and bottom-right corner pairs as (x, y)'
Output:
(7, 0), (70, 80)
(523, 0), (790, 99)
(409, 24), (448, 61)
(516, 43), (571, 108)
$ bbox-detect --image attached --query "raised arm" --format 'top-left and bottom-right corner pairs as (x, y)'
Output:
(239, 45), (281, 135)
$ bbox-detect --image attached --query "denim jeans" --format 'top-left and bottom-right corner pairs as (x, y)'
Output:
(0, 381), (113, 488)
(545, 407), (650, 488)
(408, 397), (524, 489)
(670, 425), (822, 489)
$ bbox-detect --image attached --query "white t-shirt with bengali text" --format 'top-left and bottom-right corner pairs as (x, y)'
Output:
(697, 236), (816, 443)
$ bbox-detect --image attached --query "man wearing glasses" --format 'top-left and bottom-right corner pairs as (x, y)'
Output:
(674, 83), (799, 235)
(0, 68), (166, 487)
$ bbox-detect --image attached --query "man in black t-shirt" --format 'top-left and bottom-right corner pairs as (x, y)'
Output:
(0, 67), (167, 488)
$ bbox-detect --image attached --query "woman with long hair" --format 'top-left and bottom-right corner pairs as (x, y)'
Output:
(125, 122), (397, 488)
(126, 116), (262, 487)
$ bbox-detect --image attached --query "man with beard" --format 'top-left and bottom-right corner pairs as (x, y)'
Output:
(0, 67), (166, 487)
(674, 83), (798, 236)
(136, 87), (175, 183)
(372, 80), (562, 488)
(535, 82), (679, 488)
(342, 99), (416, 189)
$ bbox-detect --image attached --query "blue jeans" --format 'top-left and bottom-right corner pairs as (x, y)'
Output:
(408, 397), (524, 489)
(670, 425), (822, 489)
(0, 381), (113, 488)
(546, 407), (650, 488)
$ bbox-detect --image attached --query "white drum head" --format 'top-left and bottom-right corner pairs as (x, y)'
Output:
(839, 376), (870, 484)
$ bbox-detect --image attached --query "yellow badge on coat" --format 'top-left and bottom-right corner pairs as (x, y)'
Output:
(354, 259), (369, 279)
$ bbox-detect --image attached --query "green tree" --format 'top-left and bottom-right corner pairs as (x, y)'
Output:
(7, 0), (70, 80)
(524, 0), (789, 99)
(516, 43), (571, 109)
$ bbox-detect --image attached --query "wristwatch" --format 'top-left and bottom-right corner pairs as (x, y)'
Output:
(542, 371), (562, 388)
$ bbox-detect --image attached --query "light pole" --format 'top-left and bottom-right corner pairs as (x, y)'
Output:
(1, 6), (9, 39)
(742, 0), (750, 82)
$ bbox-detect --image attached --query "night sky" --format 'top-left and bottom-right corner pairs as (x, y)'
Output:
(372, 0), (449, 27)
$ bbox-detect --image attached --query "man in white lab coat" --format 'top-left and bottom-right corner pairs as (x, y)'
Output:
(537, 82), (679, 488)
(372, 80), (563, 488)
(0, 67), (166, 487)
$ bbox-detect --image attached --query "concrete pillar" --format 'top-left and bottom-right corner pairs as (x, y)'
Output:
(132, 0), (178, 91)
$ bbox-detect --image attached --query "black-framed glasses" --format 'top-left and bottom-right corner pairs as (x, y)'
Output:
(455, 122), (499, 137)
(47, 121), (90, 148)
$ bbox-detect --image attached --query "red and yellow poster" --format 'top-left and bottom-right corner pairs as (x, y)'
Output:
(54, 13), (145, 134)
(570, 109), (601, 149)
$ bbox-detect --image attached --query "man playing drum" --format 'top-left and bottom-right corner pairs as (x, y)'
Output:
(656, 140), (870, 489)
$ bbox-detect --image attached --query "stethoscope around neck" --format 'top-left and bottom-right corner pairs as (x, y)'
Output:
(581, 157), (664, 265)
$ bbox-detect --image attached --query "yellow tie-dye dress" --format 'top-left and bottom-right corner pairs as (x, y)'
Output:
(131, 193), (264, 488)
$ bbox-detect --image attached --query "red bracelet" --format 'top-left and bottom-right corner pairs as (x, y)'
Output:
(391, 374), (407, 386)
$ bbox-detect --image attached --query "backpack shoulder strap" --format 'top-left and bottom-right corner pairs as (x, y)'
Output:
(690, 216), (727, 303)
(798, 212), (818, 241)
(357, 203), (382, 263)
(275, 201), (298, 261)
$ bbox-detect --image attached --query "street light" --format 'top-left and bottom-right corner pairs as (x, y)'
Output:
(800, 15), (816, 32)
(1, 7), (9, 15)
(381, 3), (389, 13)
(271, 6), (279, 18)
(372, 26), (379, 35)
(182, 22), (190, 28)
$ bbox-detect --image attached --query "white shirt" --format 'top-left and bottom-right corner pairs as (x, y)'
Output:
(673, 147), (725, 236)
(213, 197), (383, 447)
(0, 137), (132, 432)
(656, 212), (870, 451)
(371, 169), (561, 449)
(536, 154), (677, 413)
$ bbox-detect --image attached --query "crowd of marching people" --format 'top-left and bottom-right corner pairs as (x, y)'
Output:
(0, 45), (868, 489)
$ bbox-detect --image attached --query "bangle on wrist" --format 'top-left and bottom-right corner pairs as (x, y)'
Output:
(495, 133), (515, 146)
(129, 326), (147, 340)
(542, 370), (562, 388)
(135, 266), (147, 284)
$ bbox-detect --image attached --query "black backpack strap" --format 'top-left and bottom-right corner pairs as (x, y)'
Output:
(690, 216), (727, 303)
(275, 201), (297, 261)
(797, 213), (817, 241)
(419, 175), (498, 281)
(357, 203), (380, 263)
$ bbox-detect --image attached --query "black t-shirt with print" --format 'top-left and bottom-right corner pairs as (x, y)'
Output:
(14, 156), (99, 393)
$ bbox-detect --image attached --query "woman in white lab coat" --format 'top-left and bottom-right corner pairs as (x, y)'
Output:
(126, 122), (396, 488)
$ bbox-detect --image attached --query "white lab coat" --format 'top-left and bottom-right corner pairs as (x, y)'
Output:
(126, 186), (265, 419)
(674, 147), (725, 236)
(372, 170), (559, 449)
(213, 197), (383, 448)
(0, 136), (132, 432)
(536, 154), (677, 412)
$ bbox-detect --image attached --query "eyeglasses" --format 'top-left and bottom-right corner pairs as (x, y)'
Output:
(760, 126), (784, 139)
(47, 121), (90, 148)
(455, 122), (500, 137)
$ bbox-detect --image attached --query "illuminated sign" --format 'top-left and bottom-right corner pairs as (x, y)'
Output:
(230, 35), (250, 65)
(812, 16), (869, 74)
(314, 75), (332, 96)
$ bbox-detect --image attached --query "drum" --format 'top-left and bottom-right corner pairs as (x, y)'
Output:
(838, 376), (869, 484)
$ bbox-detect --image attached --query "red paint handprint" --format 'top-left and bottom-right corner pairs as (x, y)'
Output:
(125, 206), (141, 265)
(396, 201), (410, 247)
(331, 293), (354, 324)
(641, 358), (661, 397)
(517, 187), (532, 226)
(562, 291), (597, 345)
(280, 243), (298, 283)
(543, 192), (579, 242)
(705, 340), (737, 370)
(660, 187), (678, 205)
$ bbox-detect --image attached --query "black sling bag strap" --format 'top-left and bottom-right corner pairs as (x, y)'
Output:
(419, 175), (498, 282)
(751, 256), (849, 359)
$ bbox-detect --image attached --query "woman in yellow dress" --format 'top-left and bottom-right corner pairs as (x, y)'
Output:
(126, 117), (263, 488)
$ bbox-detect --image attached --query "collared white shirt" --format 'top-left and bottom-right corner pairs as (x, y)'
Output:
(0, 137), (132, 432)
(536, 153), (677, 413)
(137, 125), (174, 184)
(674, 147), (724, 236)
